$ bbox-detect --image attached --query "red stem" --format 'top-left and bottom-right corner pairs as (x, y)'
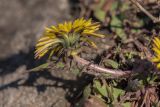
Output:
(73, 55), (131, 77)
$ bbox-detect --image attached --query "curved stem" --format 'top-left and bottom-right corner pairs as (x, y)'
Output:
(73, 55), (131, 77)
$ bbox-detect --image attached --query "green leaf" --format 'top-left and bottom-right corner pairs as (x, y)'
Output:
(122, 102), (131, 107)
(83, 85), (91, 99)
(112, 87), (125, 99)
(29, 63), (49, 72)
(110, 1), (118, 11)
(121, 2), (129, 11)
(93, 0), (106, 22)
(106, 84), (114, 102)
(104, 59), (119, 69)
(94, 80), (107, 97)
(110, 16), (126, 40)
(70, 67), (80, 75)
(56, 62), (65, 68)
(110, 15), (122, 26)
(94, 9), (106, 22)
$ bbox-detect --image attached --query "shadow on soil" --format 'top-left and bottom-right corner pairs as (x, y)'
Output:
(0, 47), (93, 104)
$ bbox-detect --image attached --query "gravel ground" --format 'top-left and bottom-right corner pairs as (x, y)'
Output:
(0, 0), (82, 107)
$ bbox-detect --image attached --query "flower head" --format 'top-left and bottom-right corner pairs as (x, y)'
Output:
(151, 37), (160, 69)
(35, 18), (105, 59)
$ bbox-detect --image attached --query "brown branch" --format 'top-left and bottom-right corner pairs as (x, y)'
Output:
(130, 0), (160, 23)
(73, 55), (131, 77)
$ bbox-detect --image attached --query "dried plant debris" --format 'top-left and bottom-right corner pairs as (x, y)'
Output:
(32, 0), (160, 106)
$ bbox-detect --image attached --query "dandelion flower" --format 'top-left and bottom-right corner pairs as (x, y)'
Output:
(152, 37), (160, 69)
(35, 18), (105, 59)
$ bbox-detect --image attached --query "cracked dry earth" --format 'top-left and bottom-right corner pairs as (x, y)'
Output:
(0, 0), (81, 107)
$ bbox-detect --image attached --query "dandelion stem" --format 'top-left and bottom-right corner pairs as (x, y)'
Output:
(73, 55), (131, 77)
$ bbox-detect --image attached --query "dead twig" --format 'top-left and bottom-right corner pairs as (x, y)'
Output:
(129, 0), (160, 23)
(140, 90), (148, 107)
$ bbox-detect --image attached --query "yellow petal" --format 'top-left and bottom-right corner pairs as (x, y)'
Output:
(51, 26), (59, 31)
(84, 19), (92, 26)
(38, 36), (51, 42)
(67, 21), (72, 32)
(74, 26), (84, 33)
(36, 39), (55, 47)
(151, 57), (160, 63)
(34, 18), (105, 59)
(36, 39), (62, 55)
(83, 32), (105, 38)
(157, 63), (160, 69)
(152, 47), (160, 55)
(86, 40), (97, 48)
(35, 49), (48, 59)
(153, 37), (160, 49)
